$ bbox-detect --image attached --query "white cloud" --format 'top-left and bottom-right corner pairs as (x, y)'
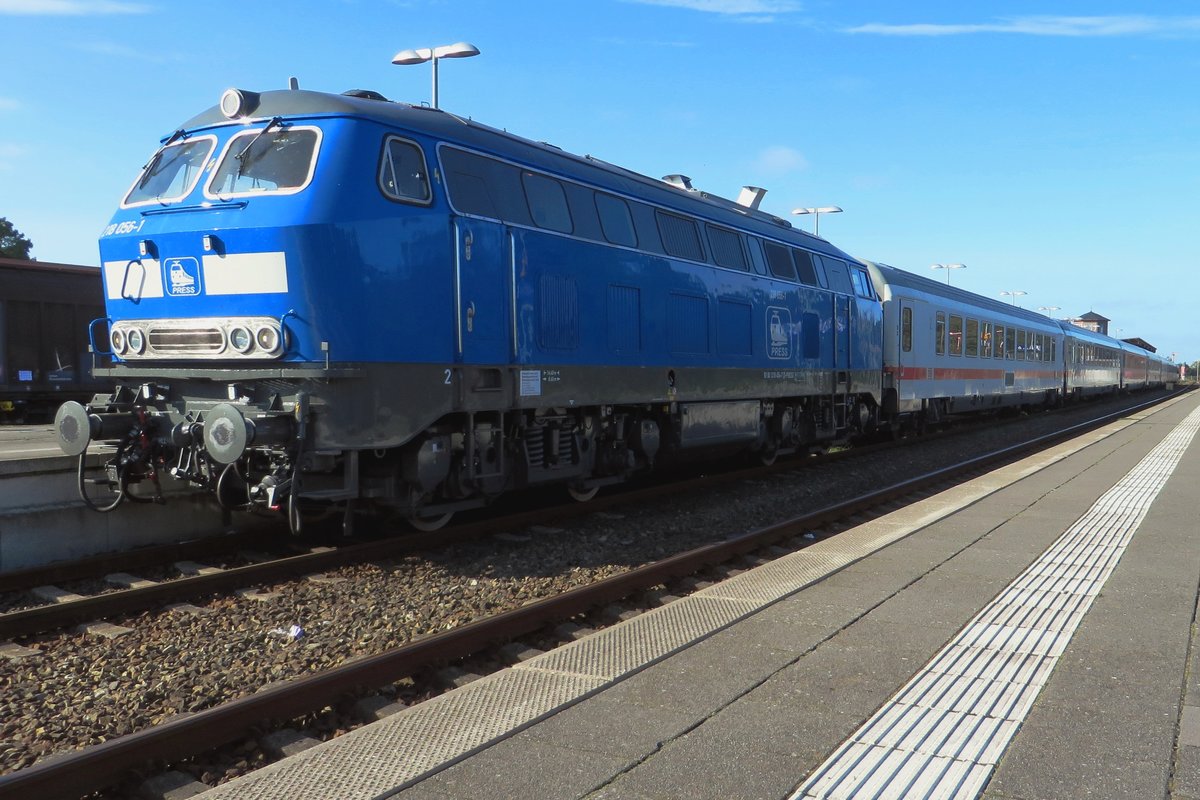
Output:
(624, 0), (802, 17)
(752, 145), (808, 175)
(846, 15), (1200, 37)
(0, 0), (149, 14)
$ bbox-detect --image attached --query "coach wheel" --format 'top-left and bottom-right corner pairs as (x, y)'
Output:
(567, 483), (600, 503)
(407, 511), (454, 532)
(77, 454), (125, 512)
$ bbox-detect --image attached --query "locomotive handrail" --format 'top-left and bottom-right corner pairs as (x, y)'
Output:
(88, 317), (114, 356)
(119, 259), (143, 303)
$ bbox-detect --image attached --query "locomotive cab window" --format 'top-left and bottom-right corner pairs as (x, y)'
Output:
(207, 126), (320, 197)
(124, 135), (216, 207)
(378, 137), (431, 203)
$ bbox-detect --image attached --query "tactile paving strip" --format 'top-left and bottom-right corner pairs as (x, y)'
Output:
(792, 404), (1200, 800)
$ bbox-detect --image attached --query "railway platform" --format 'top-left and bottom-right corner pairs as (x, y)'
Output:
(196, 389), (1200, 800)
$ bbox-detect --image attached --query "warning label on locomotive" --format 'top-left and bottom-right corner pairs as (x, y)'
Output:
(766, 306), (791, 360)
(520, 369), (541, 397)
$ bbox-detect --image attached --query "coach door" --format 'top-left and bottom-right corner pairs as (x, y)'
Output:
(453, 218), (510, 365)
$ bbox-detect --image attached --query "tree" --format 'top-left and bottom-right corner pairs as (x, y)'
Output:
(0, 217), (34, 259)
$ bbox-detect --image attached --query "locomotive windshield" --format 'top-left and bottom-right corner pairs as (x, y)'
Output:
(207, 126), (320, 197)
(123, 136), (215, 206)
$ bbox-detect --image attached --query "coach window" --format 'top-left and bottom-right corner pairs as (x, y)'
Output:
(792, 249), (819, 285)
(595, 192), (637, 247)
(901, 307), (913, 352)
(981, 322), (993, 358)
(850, 267), (874, 299)
(763, 241), (797, 281)
(1018, 330), (1029, 360)
(656, 210), (705, 261)
(948, 315), (963, 356)
(378, 137), (431, 203)
(966, 319), (979, 357)
(522, 172), (573, 233)
(935, 312), (946, 355)
(707, 224), (749, 270)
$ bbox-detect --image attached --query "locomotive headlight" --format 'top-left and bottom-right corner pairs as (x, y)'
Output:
(220, 88), (260, 120)
(127, 327), (146, 354)
(110, 328), (127, 354)
(229, 326), (253, 354)
(255, 325), (281, 353)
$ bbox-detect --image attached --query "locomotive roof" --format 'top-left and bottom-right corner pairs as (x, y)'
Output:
(178, 88), (856, 261)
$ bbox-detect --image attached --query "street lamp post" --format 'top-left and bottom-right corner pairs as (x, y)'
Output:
(391, 42), (480, 109)
(791, 206), (842, 237)
(1000, 290), (1027, 307)
(930, 263), (966, 285)
(1037, 305), (1061, 317)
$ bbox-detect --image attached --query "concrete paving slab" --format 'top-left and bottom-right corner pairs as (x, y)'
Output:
(408, 736), (635, 800)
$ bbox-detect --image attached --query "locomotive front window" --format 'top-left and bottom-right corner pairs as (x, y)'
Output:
(123, 136), (215, 206)
(379, 137), (431, 203)
(207, 126), (319, 197)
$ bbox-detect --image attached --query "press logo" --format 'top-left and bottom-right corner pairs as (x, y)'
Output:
(766, 306), (791, 360)
(164, 257), (202, 297)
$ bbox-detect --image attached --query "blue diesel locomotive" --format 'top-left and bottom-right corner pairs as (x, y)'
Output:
(55, 86), (884, 530)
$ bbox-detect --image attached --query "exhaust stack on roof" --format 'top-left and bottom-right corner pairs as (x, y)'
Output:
(737, 186), (767, 210)
(662, 174), (695, 191)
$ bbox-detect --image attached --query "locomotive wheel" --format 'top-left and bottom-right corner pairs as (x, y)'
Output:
(407, 511), (454, 532)
(567, 483), (600, 502)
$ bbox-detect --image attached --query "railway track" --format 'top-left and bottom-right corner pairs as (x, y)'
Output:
(0, 390), (1158, 641)
(0, 389), (1184, 799)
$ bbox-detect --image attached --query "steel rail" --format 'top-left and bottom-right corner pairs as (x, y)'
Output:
(0, 389), (1186, 800)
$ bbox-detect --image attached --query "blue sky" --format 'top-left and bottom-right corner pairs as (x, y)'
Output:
(0, 0), (1195, 362)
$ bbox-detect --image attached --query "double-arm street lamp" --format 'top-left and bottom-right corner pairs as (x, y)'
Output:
(1037, 305), (1061, 317)
(791, 206), (842, 237)
(930, 263), (966, 285)
(392, 42), (480, 109)
(1001, 290), (1027, 307)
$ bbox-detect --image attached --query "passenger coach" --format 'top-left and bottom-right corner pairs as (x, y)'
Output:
(864, 261), (1065, 427)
